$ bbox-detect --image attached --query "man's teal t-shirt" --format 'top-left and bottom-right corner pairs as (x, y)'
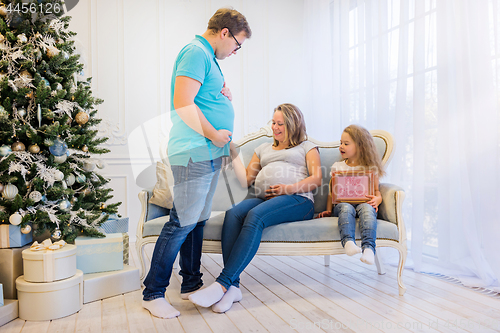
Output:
(168, 35), (234, 166)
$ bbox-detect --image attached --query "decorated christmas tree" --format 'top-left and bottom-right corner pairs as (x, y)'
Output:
(0, 0), (120, 242)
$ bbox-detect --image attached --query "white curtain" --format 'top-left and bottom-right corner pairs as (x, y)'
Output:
(304, 0), (500, 290)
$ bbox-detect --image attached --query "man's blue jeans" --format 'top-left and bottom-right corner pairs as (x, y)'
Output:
(142, 158), (221, 301)
(216, 194), (315, 290)
(333, 202), (377, 253)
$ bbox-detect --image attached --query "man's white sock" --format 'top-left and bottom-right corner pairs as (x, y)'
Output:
(142, 298), (180, 319)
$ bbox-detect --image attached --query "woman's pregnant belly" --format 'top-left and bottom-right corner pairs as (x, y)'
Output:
(253, 161), (304, 198)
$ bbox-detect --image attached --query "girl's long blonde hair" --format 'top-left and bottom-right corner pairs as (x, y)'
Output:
(272, 103), (307, 148)
(343, 124), (386, 177)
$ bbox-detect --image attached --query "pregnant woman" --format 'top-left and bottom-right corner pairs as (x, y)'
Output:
(188, 103), (322, 313)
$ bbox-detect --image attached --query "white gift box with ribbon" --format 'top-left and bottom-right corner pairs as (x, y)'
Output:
(16, 270), (83, 321)
(22, 239), (77, 283)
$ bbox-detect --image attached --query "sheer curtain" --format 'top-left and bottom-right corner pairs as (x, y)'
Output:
(304, 0), (500, 290)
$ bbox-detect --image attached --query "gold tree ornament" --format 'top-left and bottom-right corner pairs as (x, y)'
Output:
(100, 203), (106, 209)
(12, 141), (25, 151)
(75, 112), (89, 125)
(47, 46), (60, 58)
(28, 144), (40, 153)
(0, 5), (7, 16)
(21, 224), (32, 234)
(20, 70), (32, 80)
(82, 145), (88, 152)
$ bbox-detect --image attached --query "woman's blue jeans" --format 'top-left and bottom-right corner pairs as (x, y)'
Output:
(216, 194), (315, 290)
(333, 202), (377, 253)
(142, 158), (221, 301)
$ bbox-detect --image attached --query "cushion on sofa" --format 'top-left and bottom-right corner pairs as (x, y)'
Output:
(143, 212), (399, 242)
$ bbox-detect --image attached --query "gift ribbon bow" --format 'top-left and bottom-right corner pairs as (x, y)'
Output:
(30, 238), (66, 251)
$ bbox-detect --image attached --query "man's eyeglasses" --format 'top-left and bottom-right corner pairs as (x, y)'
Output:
(225, 27), (241, 51)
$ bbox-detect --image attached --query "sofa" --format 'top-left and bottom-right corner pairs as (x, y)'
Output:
(136, 125), (408, 296)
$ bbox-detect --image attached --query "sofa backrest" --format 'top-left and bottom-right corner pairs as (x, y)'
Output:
(210, 125), (394, 213)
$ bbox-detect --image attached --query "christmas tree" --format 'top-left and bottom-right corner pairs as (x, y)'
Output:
(0, 0), (120, 242)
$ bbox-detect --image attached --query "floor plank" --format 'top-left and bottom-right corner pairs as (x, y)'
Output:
(75, 299), (102, 333)
(16, 320), (49, 333)
(46, 313), (77, 333)
(244, 257), (355, 333)
(256, 255), (408, 333)
(334, 254), (500, 331)
(123, 289), (156, 333)
(209, 254), (338, 333)
(0, 319), (25, 333)
(101, 295), (128, 333)
(292, 256), (456, 333)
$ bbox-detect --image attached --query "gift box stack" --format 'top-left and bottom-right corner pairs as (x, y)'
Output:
(0, 224), (33, 326)
(76, 216), (140, 304)
(0, 215), (139, 324)
(15, 239), (83, 321)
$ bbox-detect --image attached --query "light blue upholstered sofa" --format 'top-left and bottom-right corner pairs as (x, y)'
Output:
(136, 125), (408, 296)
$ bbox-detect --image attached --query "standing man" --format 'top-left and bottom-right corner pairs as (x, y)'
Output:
(142, 8), (251, 319)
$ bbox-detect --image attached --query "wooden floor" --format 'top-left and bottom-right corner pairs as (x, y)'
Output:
(2, 244), (500, 333)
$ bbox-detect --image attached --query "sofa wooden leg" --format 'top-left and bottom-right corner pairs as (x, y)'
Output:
(375, 252), (386, 275)
(324, 255), (330, 266)
(397, 247), (407, 296)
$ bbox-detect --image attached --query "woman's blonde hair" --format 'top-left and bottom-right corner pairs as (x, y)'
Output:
(273, 103), (307, 148)
(343, 124), (386, 177)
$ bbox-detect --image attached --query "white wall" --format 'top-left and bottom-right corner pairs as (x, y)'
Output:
(68, 0), (311, 240)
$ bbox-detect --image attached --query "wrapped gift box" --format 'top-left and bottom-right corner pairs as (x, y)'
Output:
(16, 270), (83, 321)
(95, 215), (129, 234)
(0, 245), (29, 299)
(22, 244), (77, 283)
(75, 233), (123, 274)
(0, 299), (18, 327)
(83, 265), (140, 304)
(0, 225), (32, 249)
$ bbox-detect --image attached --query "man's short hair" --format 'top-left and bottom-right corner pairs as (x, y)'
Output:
(207, 8), (252, 38)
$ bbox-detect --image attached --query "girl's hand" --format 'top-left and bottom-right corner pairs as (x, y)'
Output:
(317, 211), (332, 218)
(221, 83), (232, 101)
(366, 195), (382, 212)
(265, 184), (289, 199)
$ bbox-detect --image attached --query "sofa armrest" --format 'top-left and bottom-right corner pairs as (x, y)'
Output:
(378, 183), (405, 225)
(137, 190), (170, 239)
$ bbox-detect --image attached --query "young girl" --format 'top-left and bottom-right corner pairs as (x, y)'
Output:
(318, 125), (385, 265)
